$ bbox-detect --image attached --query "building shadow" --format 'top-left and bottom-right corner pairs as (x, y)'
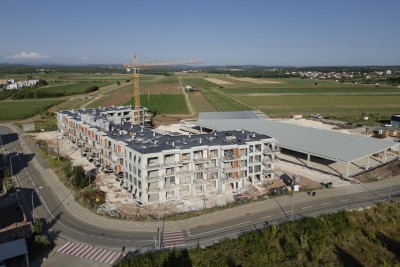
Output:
(1, 133), (19, 146)
(334, 245), (363, 267)
(7, 152), (35, 177)
(376, 232), (400, 260)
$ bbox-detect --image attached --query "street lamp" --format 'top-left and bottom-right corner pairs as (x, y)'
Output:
(31, 186), (43, 223)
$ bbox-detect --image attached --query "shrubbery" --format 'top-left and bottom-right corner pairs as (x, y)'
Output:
(116, 200), (400, 267)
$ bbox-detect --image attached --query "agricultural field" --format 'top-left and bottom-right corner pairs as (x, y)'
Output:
(38, 81), (114, 95)
(0, 99), (63, 121)
(124, 94), (188, 115)
(178, 73), (400, 121)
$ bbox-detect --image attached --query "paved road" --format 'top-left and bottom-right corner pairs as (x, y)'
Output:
(1, 124), (399, 253)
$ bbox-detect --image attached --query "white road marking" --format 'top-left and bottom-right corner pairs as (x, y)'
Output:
(340, 199), (350, 202)
(281, 211), (292, 215)
(301, 206), (312, 210)
(358, 196), (368, 199)
(189, 221), (252, 237)
(321, 202), (331, 205)
(260, 215), (273, 220)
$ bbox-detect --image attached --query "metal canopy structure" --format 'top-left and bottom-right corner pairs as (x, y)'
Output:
(193, 112), (399, 178)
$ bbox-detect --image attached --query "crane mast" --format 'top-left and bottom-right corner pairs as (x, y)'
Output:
(124, 53), (202, 125)
(132, 53), (141, 124)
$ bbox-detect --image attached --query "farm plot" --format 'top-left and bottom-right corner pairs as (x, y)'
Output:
(38, 81), (114, 95)
(204, 78), (234, 85)
(235, 95), (400, 117)
(124, 94), (188, 114)
(0, 99), (63, 121)
(228, 77), (283, 84)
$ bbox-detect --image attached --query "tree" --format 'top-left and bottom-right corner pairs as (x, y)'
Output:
(117, 81), (121, 85)
(37, 79), (48, 86)
(35, 234), (50, 246)
(34, 219), (43, 234)
(71, 165), (89, 188)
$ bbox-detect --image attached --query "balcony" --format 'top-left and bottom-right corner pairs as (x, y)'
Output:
(147, 175), (164, 183)
(176, 169), (193, 177)
(193, 157), (211, 163)
(264, 147), (279, 153)
(145, 161), (183, 170)
(204, 166), (220, 173)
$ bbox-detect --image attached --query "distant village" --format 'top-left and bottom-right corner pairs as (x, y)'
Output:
(0, 79), (39, 90)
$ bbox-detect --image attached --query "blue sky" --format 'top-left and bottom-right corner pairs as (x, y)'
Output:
(1, 0), (399, 66)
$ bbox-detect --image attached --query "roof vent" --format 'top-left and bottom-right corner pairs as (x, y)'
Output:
(242, 129), (245, 134)
(252, 132), (256, 138)
(189, 133), (191, 139)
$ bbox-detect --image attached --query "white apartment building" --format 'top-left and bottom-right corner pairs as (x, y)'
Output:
(57, 106), (277, 205)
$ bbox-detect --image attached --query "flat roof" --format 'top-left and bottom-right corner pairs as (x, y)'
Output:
(106, 123), (272, 154)
(199, 111), (260, 120)
(195, 116), (398, 163)
(0, 238), (27, 261)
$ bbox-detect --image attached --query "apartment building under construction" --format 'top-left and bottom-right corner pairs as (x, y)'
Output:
(57, 106), (277, 205)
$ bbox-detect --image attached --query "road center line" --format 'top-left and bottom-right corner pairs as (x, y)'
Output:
(340, 199), (350, 202)
(358, 196), (368, 199)
(321, 202), (331, 206)
(301, 206), (312, 210)
(260, 215), (273, 220)
(189, 221), (252, 237)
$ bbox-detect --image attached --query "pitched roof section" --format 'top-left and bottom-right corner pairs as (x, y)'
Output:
(195, 116), (398, 163)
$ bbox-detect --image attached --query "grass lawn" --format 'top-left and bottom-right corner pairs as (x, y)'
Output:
(0, 99), (63, 120)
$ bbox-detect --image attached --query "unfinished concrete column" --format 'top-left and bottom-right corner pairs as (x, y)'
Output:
(307, 154), (311, 166)
(366, 155), (370, 170)
(216, 178), (223, 193)
(383, 150), (387, 163)
(346, 161), (350, 179)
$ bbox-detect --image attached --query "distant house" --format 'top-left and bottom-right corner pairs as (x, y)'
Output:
(6, 84), (18, 90)
(22, 124), (35, 132)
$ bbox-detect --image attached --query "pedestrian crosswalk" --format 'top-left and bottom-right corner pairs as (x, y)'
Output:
(162, 231), (186, 248)
(57, 241), (122, 265)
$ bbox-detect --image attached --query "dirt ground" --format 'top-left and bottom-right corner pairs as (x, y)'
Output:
(355, 160), (400, 183)
(204, 78), (234, 85)
(228, 77), (283, 84)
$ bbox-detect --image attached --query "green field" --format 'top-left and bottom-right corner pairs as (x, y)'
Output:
(175, 74), (400, 121)
(38, 81), (114, 95)
(0, 99), (63, 120)
(124, 94), (188, 114)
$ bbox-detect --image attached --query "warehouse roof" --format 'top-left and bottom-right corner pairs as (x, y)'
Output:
(195, 116), (398, 163)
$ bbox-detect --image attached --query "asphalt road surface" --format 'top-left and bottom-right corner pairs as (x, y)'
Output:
(1, 124), (399, 253)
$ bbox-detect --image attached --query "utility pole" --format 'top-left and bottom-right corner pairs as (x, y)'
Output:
(291, 189), (295, 221)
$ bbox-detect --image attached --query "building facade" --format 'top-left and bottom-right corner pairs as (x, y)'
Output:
(57, 106), (277, 205)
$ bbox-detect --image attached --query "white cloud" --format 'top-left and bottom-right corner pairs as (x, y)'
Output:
(6, 51), (50, 60)
(79, 56), (89, 61)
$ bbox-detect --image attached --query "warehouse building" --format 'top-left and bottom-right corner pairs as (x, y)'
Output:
(184, 111), (399, 179)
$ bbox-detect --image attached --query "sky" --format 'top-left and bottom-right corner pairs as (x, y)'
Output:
(1, 0), (399, 66)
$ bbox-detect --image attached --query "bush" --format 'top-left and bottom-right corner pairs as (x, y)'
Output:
(35, 234), (50, 246)
(85, 86), (99, 93)
(34, 219), (43, 234)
